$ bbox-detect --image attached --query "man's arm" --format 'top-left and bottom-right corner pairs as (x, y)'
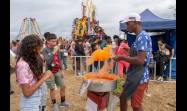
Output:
(114, 51), (146, 65)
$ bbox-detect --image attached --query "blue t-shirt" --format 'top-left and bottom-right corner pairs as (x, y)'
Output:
(133, 31), (152, 84)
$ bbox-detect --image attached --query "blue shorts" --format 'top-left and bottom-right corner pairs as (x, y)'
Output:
(20, 83), (47, 111)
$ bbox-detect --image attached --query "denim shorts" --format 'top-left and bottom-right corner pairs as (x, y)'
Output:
(20, 83), (47, 111)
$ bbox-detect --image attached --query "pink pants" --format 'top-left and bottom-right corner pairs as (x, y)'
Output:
(118, 61), (129, 78)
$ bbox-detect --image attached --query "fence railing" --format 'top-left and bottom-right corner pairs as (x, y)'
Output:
(72, 56), (90, 76)
(149, 57), (176, 81)
(71, 56), (176, 81)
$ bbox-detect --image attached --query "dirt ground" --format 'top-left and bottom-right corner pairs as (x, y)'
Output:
(10, 59), (176, 111)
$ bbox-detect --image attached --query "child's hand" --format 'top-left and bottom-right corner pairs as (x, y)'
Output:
(53, 46), (59, 54)
(61, 71), (64, 77)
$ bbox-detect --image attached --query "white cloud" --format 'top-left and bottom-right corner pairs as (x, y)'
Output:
(10, 0), (176, 39)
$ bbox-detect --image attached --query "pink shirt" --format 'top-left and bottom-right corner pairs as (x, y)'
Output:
(114, 43), (129, 68)
(114, 46), (119, 55)
(16, 58), (36, 86)
(114, 43), (129, 56)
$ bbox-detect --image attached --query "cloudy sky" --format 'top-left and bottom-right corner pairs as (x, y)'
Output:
(10, 0), (176, 40)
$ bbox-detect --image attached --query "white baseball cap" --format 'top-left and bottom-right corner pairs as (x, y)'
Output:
(121, 13), (141, 23)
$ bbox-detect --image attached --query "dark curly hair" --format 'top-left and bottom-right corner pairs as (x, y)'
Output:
(17, 34), (43, 80)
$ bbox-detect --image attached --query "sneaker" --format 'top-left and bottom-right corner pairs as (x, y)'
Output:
(159, 77), (163, 81)
(160, 77), (163, 81)
(59, 101), (70, 108)
(39, 106), (46, 111)
(157, 76), (163, 81)
(52, 103), (59, 111)
(78, 72), (81, 76)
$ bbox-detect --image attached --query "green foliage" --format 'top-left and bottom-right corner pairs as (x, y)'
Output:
(113, 77), (125, 96)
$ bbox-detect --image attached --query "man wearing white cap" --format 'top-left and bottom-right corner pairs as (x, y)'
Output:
(113, 13), (152, 111)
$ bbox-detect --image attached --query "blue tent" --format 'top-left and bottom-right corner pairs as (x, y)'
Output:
(120, 9), (176, 31)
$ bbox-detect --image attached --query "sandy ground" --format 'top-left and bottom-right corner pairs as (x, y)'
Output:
(10, 58), (176, 111)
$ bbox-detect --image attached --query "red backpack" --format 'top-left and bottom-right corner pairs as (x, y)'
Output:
(51, 52), (61, 74)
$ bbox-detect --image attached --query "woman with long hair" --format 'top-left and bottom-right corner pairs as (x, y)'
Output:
(16, 34), (53, 111)
(157, 39), (172, 81)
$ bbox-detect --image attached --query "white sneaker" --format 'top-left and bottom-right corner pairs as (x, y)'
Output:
(157, 76), (163, 81)
(78, 72), (82, 76)
(59, 101), (71, 108)
(52, 103), (59, 111)
(157, 76), (161, 81)
(160, 77), (163, 81)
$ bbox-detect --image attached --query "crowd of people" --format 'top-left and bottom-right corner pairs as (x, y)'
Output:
(9, 14), (175, 111)
(9, 32), (131, 111)
(9, 33), (174, 111)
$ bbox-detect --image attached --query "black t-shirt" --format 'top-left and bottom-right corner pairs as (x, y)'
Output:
(75, 44), (85, 56)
